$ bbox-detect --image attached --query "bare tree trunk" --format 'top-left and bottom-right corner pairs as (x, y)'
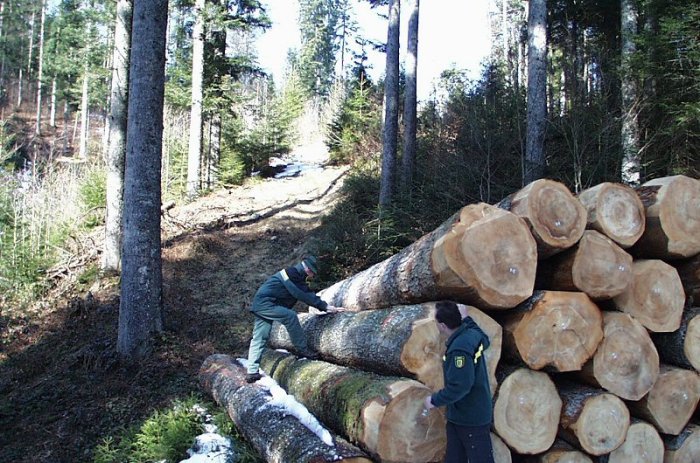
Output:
(379, 0), (399, 208)
(16, 68), (21, 107)
(186, 0), (205, 198)
(34, 0), (46, 135)
(620, 0), (641, 185)
(524, 0), (547, 184)
(49, 77), (56, 127)
(78, 64), (89, 159)
(401, 0), (418, 190)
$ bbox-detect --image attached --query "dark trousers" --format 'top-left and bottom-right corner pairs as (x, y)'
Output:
(444, 421), (494, 463)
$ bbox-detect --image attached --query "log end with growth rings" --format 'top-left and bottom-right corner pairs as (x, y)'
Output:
(578, 182), (646, 248)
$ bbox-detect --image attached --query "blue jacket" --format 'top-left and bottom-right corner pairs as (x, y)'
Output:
(430, 317), (493, 426)
(251, 263), (328, 312)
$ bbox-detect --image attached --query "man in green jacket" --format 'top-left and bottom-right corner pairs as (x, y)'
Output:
(423, 300), (494, 463)
(245, 256), (345, 383)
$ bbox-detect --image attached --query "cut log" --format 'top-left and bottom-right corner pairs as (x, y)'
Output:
(577, 182), (645, 248)
(578, 312), (659, 400)
(459, 304), (503, 392)
(632, 175), (700, 259)
(651, 307), (700, 372)
(319, 202), (538, 310)
(625, 364), (700, 435)
(259, 348), (446, 463)
(269, 303), (502, 392)
(556, 380), (630, 456)
(537, 439), (593, 463)
(663, 423), (700, 463)
(491, 432), (512, 463)
(612, 259), (685, 332)
(598, 419), (664, 463)
(198, 354), (372, 463)
(500, 291), (603, 372)
(536, 230), (634, 300)
(677, 254), (700, 305)
(493, 366), (562, 454)
(497, 178), (587, 259)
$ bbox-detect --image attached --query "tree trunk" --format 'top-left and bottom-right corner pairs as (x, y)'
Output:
(612, 259), (685, 332)
(199, 354), (372, 463)
(577, 182), (645, 248)
(34, 0), (46, 135)
(493, 366), (562, 454)
(498, 179), (587, 259)
(538, 439), (593, 463)
(206, 112), (220, 188)
(259, 349), (446, 463)
(620, 0), (640, 186)
(186, 0), (205, 199)
(632, 175), (700, 259)
(523, 0), (547, 184)
(78, 65), (89, 159)
(319, 203), (537, 310)
(102, 0), (132, 274)
(500, 291), (603, 372)
(556, 380), (630, 455)
(650, 306), (700, 372)
(578, 312), (659, 400)
(49, 77), (56, 127)
(400, 0), (418, 190)
(379, 0), (399, 208)
(599, 420), (663, 463)
(625, 364), (700, 435)
(662, 423), (700, 463)
(536, 230), (633, 300)
(677, 254), (700, 306)
(118, 0), (168, 360)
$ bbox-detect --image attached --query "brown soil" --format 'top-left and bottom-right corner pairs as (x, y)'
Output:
(0, 162), (349, 462)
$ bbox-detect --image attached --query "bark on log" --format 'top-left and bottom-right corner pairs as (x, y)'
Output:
(663, 423), (700, 463)
(269, 303), (502, 392)
(259, 349), (446, 463)
(625, 364), (700, 435)
(319, 203), (538, 310)
(556, 380), (630, 456)
(651, 307), (700, 372)
(598, 420), (664, 463)
(612, 259), (685, 332)
(497, 179), (587, 259)
(578, 312), (659, 400)
(632, 175), (700, 259)
(491, 432), (512, 463)
(537, 439), (593, 463)
(577, 182), (645, 248)
(493, 366), (562, 454)
(500, 291), (603, 372)
(536, 230), (634, 300)
(677, 254), (700, 306)
(198, 354), (372, 463)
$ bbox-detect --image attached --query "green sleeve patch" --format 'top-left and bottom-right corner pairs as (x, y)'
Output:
(454, 356), (466, 368)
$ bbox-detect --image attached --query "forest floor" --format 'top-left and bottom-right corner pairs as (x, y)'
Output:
(0, 133), (350, 462)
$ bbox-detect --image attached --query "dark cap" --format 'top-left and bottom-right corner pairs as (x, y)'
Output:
(302, 256), (319, 275)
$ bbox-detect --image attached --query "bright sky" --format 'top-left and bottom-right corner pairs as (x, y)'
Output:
(257, 0), (492, 102)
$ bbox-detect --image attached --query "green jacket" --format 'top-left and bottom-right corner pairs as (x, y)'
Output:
(430, 317), (493, 426)
(251, 263), (328, 312)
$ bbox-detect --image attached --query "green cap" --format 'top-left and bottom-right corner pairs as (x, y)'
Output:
(303, 256), (319, 275)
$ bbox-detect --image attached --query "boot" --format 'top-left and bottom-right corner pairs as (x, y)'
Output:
(245, 372), (262, 383)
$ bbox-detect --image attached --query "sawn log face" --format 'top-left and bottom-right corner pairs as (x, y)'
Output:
(577, 182), (645, 248)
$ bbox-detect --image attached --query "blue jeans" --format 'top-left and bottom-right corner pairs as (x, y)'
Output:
(246, 303), (308, 374)
(445, 422), (494, 463)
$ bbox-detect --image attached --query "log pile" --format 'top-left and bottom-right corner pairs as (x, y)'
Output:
(200, 174), (700, 463)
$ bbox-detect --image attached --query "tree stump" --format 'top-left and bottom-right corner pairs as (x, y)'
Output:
(578, 182), (645, 248)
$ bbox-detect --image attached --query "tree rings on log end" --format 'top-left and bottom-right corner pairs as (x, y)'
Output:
(570, 393), (629, 455)
(605, 421), (664, 463)
(578, 182), (645, 248)
(571, 231), (634, 299)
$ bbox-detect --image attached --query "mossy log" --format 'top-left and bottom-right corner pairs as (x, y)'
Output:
(497, 178), (587, 259)
(500, 291), (603, 372)
(663, 423), (700, 463)
(269, 303), (502, 392)
(578, 312), (659, 400)
(493, 366), (562, 454)
(598, 419), (664, 463)
(651, 307), (700, 372)
(612, 259), (685, 332)
(537, 439), (593, 463)
(677, 254), (700, 305)
(632, 175), (700, 259)
(319, 203), (537, 310)
(536, 230), (634, 300)
(577, 182), (645, 248)
(198, 354), (372, 463)
(259, 349), (446, 463)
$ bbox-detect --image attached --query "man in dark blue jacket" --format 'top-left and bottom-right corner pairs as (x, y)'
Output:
(423, 301), (494, 463)
(245, 256), (345, 383)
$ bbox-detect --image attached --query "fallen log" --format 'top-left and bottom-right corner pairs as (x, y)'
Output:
(632, 175), (700, 259)
(578, 312), (659, 400)
(499, 291), (603, 372)
(259, 348), (446, 463)
(319, 203), (538, 310)
(612, 259), (685, 332)
(493, 366), (562, 454)
(537, 439), (593, 463)
(625, 364), (700, 435)
(497, 178), (587, 259)
(651, 306), (700, 372)
(663, 423), (700, 463)
(577, 182), (645, 248)
(677, 253), (700, 305)
(198, 354), (372, 463)
(536, 230), (634, 300)
(598, 419), (664, 463)
(556, 380), (630, 456)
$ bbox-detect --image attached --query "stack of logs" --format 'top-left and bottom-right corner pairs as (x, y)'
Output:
(200, 175), (700, 463)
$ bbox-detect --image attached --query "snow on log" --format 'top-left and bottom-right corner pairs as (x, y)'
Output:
(258, 349), (446, 463)
(651, 307), (700, 372)
(625, 364), (700, 435)
(269, 303), (502, 392)
(497, 178), (587, 259)
(198, 354), (372, 463)
(578, 312), (659, 400)
(537, 439), (593, 463)
(536, 230), (634, 300)
(598, 419), (664, 463)
(493, 366), (562, 454)
(577, 182), (645, 248)
(612, 259), (685, 332)
(319, 202), (537, 310)
(663, 423), (700, 463)
(499, 291), (603, 372)
(632, 175), (700, 259)
(677, 253), (700, 305)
